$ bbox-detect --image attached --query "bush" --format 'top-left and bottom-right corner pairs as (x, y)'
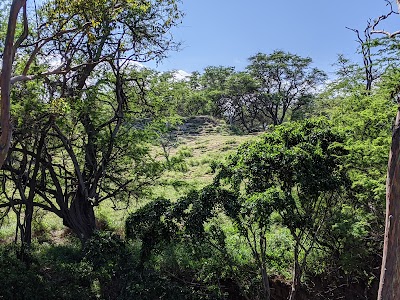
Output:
(0, 243), (93, 300)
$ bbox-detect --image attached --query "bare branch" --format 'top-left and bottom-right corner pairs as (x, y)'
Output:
(371, 0), (400, 37)
(11, 57), (110, 84)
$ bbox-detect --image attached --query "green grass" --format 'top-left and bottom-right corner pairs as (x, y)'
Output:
(151, 133), (255, 201)
(0, 118), (258, 242)
(94, 125), (257, 232)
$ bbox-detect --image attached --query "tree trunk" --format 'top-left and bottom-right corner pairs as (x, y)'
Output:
(289, 244), (301, 300)
(17, 202), (33, 265)
(259, 234), (271, 300)
(0, 0), (27, 168)
(261, 266), (271, 300)
(22, 201), (33, 245)
(377, 107), (400, 299)
(62, 194), (96, 243)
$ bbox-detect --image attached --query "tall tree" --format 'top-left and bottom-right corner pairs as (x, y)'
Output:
(319, 66), (397, 296)
(0, 0), (182, 244)
(0, 0), (28, 168)
(0, 0), (181, 168)
(369, 2), (400, 298)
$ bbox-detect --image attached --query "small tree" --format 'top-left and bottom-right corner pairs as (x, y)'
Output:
(215, 118), (348, 300)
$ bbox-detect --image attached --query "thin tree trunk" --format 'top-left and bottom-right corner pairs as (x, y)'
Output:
(377, 107), (400, 299)
(289, 244), (301, 300)
(259, 234), (271, 300)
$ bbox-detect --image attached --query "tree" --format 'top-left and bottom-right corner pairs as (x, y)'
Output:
(0, 0), (182, 244)
(346, 24), (377, 91)
(220, 72), (260, 132)
(377, 83), (400, 300)
(2, 66), (167, 245)
(199, 66), (236, 118)
(126, 198), (176, 271)
(247, 51), (326, 126)
(315, 66), (397, 296)
(0, 0), (28, 168)
(215, 118), (348, 300)
(126, 187), (248, 299)
(193, 54), (326, 132)
(219, 190), (275, 300)
(368, 2), (400, 298)
(0, 0), (182, 168)
(325, 65), (396, 215)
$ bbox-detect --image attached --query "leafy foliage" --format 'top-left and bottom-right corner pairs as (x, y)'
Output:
(214, 117), (349, 298)
(2, 1), (400, 298)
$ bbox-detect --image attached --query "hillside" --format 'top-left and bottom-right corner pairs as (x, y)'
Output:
(153, 116), (257, 200)
(0, 117), (256, 242)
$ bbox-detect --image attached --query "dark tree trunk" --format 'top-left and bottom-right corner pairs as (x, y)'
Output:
(17, 203), (33, 265)
(261, 266), (271, 300)
(22, 201), (33, 245)
(259, 235), (271, 300)
(377, 107), (400, 299)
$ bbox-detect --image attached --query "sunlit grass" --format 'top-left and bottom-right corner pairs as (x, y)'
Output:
(151, 132), (255, 201)
(0, 119), (258, 242)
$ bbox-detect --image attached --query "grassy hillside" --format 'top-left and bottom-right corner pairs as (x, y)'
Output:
(0, 116), (257, 243)
(94, 116), (257, 234)
(153, 116), (257, 200)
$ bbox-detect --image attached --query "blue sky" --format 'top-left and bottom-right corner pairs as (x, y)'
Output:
(148, 0), (400, 77)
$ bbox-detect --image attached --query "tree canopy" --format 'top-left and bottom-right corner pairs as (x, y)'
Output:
(1, 1), (400, 299)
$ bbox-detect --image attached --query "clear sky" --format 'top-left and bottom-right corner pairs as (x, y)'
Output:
(148, 0), (400, 77)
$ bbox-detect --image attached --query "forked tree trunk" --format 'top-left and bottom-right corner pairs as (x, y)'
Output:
(18, 203), (33, 264)
(377, 107), (400, 299)
(62, 193), (96, 243)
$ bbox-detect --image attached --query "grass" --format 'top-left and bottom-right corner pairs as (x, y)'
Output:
(0, 117), (258, 242)
(97, 119), (257, 233)
(152, 132), (255, 201)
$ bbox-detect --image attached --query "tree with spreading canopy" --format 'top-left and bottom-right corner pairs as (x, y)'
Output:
(247, 51), (327, 126)
(0, 0), (182, 244)
(0, 0), (181, 166)
(193, 52), (326, 132)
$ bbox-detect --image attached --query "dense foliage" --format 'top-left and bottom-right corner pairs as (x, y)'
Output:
(1, 0), (400, 299)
